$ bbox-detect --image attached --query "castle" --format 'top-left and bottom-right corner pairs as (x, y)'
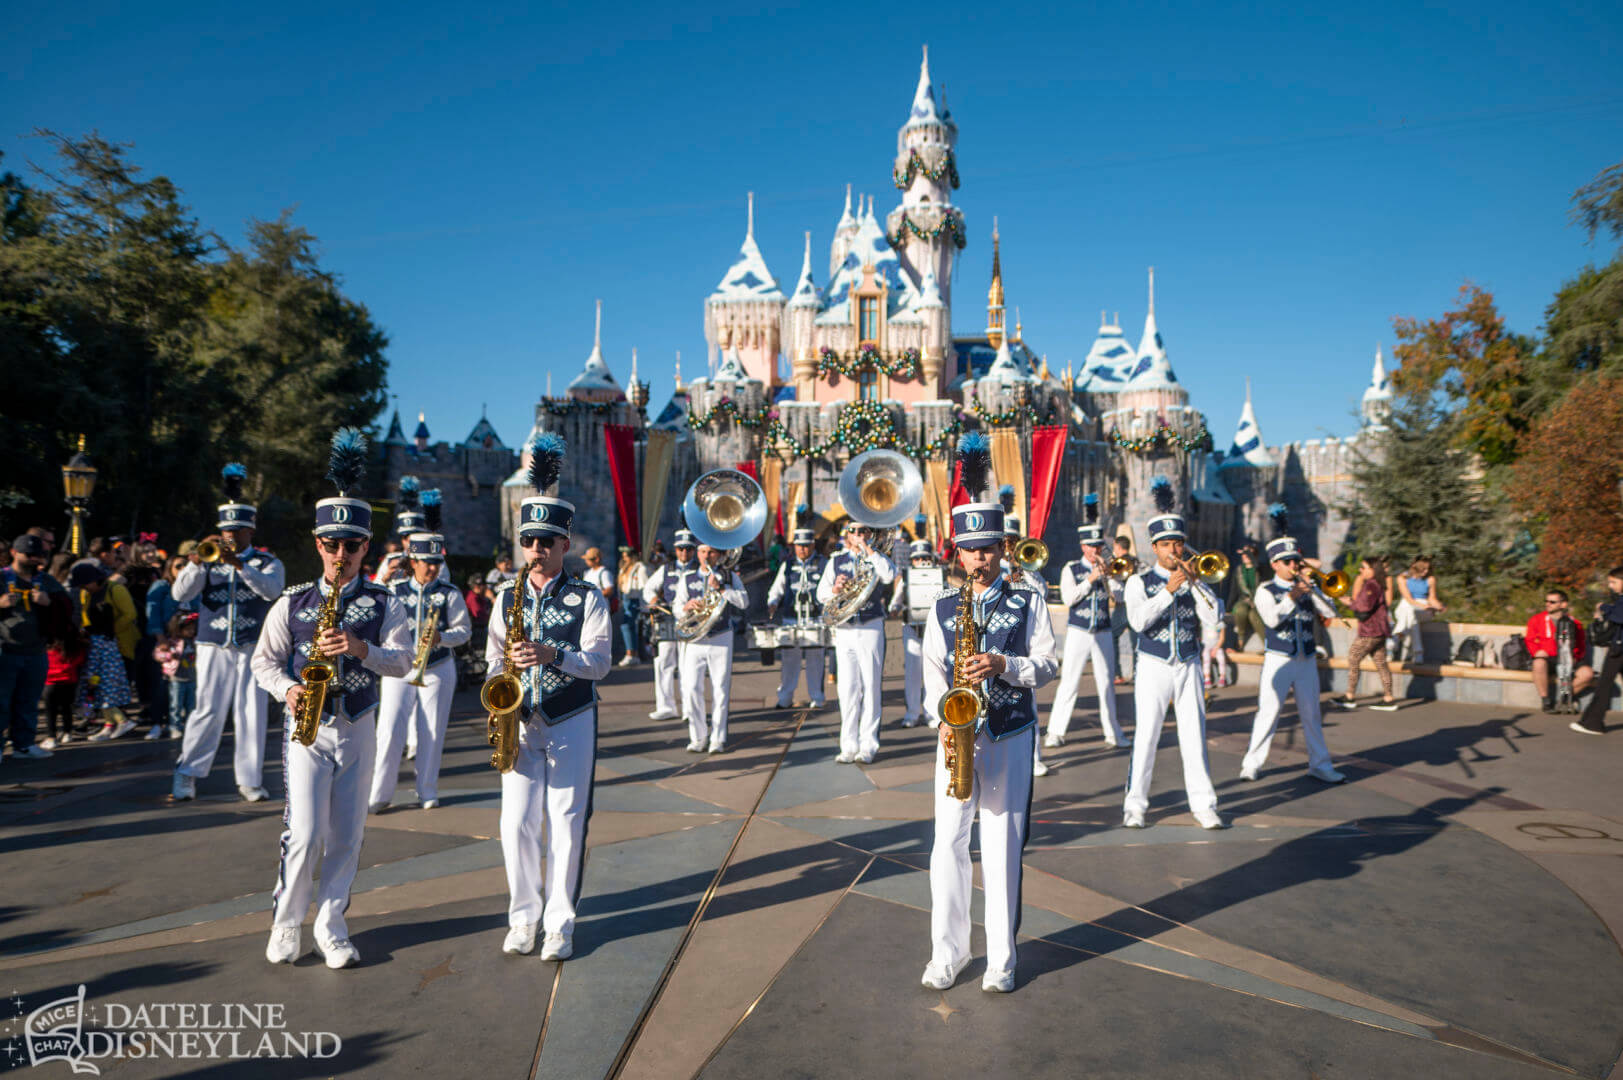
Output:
(385, 48), (1394, 571)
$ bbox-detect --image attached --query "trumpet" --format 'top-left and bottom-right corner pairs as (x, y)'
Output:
(1302, 568), (1350, 598)
(1012, 536), (1048, 573)
(1107, 556), (1136, 580)
(406, 603), (442, 686)
(1175, 549), (1228, 615)
(196, 535), (235, 563)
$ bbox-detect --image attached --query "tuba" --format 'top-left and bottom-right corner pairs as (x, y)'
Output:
(292, 572), (340, 746)
(674, 469), (765, 641)
(483, 563), (530, 772)
(824, 450), (922, 627)
(937, 583), (983, 800)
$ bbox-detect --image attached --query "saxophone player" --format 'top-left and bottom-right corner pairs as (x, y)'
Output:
(765, 527), (828, 709)
(921, 434), (1058, 993)
(485, 433), (612, 961)
(817, 522), (895, 764)
(251, 429), (414, 969)
(369, 513), (471, 814)
(675, 543), (747, 753)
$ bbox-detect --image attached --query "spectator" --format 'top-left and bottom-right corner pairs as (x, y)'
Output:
(88, 536), (128, 583)
(1228, 546), (1266, 650)
(650, 541), (669, 568)
(1335, 556), (1399, 711)
(47, 552), (75, 585)
(581, 547), (617, 656)
(26, 526), (57, 556)
(124, 540), (163, 727)
(42, 607), (85, 748)
(1523, 588), (1595, 713)
(1109, 535), (1136, 684)
(486, 552), (518, 587)
(616, 547), (648, 666)
(1573, 567), (1623, 735)
(1202, 590), (1230, 690)
(2, 533), (68, 760)
(1390, 556), (1444, 663)
(766, 533), (785, 575)
(464, 575), (493, 633)
(153, 611), (198, 738)
(146, 555), (189, 641)
(71, 561), (136, 740)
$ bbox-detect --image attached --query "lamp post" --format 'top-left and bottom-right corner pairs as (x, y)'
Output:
(61, 434), (97, 556)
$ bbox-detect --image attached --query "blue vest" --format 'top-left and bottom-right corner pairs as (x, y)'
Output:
(935, 583), (1037, 741)
(1261, 580), (1318, 658)
(781, 555), (827, 624)
(661, 562), (698, 605)
(285, 577), (392, 719)
(1065, 561), (1111, 632)
(392, 578), (459, 668)
(1136, 571), (1201, 664)
(831, 551), (886, 625)
(503, 575), (597, 725)
(197, 548), (279, 647)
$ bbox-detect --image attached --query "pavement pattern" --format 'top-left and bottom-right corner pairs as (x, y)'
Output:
(2, 640), (1621, 1078)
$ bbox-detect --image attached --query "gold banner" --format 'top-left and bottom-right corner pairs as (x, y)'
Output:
(785, 479), (805, 535)
(990, 428), (1027, 529)
(924, 458), (952, 545)
(640, 429), (677, 557)
(761, 456), (783, 540)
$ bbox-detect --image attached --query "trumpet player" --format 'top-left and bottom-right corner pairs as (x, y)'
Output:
(641, 530), (699, 721)
(818, 521), (895, 764)
(921, 437), (1057, 994)
(252, 430), (414, 968)
(766, 527), (828, 710)
(369, 528), (471, 813)
(676, 543), (747, 753)
(170, 463), (286, 804)
(1122, 477), (1224, 830)
(1239, 506), (1345, 784)
(486, 433), (612, 960)
(1044, 495), (1127, 750)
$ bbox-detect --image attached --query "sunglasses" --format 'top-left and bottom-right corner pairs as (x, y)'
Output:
(1545, 599), (1566, 606)
(519, 535), (557, 550)
(318, 539), (365, 555)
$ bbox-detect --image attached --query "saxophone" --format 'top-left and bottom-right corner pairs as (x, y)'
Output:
(483, 564), (530, 772)
(936, 583), (985, 801)
(292, 573), (341, 746)
(406, 601), (443, 687)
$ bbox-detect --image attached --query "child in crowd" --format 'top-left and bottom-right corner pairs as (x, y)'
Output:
(153, 611), (198, 738)
(1202, 593), (1230, 690)
(41, 605), (86, 749)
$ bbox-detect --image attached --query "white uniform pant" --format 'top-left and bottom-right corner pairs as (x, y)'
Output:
(370, 657), (456, 806)
(902, 625), (923, 721)
(1243, 653), (1332, 774)
(681, 638), (733, 748)
(777, 646), (826, 707)
(930, 724), (1034, 978)
(272, 713), (376, 944)
(834, 620), (885, 756)
(1123, 656), (1217, 817)
(500, 709), (595, 934)
(176, 643), (269, 787)
(1046, 629), (1121, 741)
(653, 640), (680, 715)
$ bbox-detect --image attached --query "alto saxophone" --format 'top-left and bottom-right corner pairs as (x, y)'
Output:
(292, 572), (341, 746)
(406, 602), (442, 686)
(936, 583), (985, 801)
(483, 563), (530, 772)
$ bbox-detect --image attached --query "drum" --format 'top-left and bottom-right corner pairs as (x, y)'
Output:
(906, 567), (945, 626)
(777, 623), (831, 649)
(648, 613), (679, 644)
(748, 623), (781, 650)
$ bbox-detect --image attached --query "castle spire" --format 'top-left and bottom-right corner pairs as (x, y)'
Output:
(909, 44), (940, 125)
(747, 191), (755, 241)
(1361, 344), (1393, 428)
(1221, 376), (1275, 468)
(674, 350), (683, 392)
(986, 217), (1005, 349)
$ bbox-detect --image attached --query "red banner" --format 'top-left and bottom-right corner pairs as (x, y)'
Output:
(734, 460), (767, 552)
(1027, 425), (1069, 540)
(604, 425), (640, 551)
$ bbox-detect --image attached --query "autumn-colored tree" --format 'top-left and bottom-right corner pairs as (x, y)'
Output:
(1509, 374), (1623, 587)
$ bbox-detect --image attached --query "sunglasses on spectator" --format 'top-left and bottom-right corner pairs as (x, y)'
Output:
(1545, 598), (1566, 606)
(318, 539), (365, 555)
(519, 535), (557, 550)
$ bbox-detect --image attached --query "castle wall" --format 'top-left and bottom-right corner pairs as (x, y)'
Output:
(382, 442), (515, 561)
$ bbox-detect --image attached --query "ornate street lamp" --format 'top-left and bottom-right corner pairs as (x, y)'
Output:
(60, 434), (97, 556)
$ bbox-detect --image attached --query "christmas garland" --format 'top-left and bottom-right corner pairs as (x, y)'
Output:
(1110, 421), (1213, 454)
(969, 399), (1061, 427)
(541, 398), (617, 417)
(815, 344), (921, 380)
(892, 147), (960, 190)
(687, 398), (964, 461)
(888, 210), (967, 250)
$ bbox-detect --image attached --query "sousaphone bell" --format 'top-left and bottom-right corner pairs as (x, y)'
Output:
(681, 468), (768, 551)
(837, 449), (923, 530)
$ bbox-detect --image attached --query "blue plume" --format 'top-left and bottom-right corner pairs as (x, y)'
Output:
(397, 475), (421, 510)
(1268, 501), (1290, 536)
(955, 431), (992, 498)
(998, 483), (1015, 511)
(1083, 491), (1099, 524)
(221, 462), (247, 502)
(421, 488), (442, 532)
(326, 428), (368, 495)
(1151, 475), (1176, 514)
(527, 432), (567, 492)
(795, 503), (810, 517)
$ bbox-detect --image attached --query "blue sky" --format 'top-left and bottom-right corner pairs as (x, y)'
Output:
(8, 1), (1621, 455)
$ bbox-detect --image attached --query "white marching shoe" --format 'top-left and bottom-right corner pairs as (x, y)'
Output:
(1122, 809), (1146, 829)
(265, 926), (305, 964)
(171, 772), (196, 801)
(503, 923), (538, 956)
(316, 936), (360, 969)
(539, 933), (573, 961)
(920, 954), (970, 991)
(1032, 758), (1050, 777)
(982, 968), (1015, 993)
(1193, 809), (1227, 830)
(1042, 733), (1064, 748)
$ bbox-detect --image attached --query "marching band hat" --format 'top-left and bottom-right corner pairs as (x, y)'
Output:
(517, 433), (573, 539)
(791, 528), (816, 545)
(908, 539), (933, 558)
(951, 432), (1002, 549)
(406, 532), (446, 561)
(674, 529), (698, 549)
(1145, 476), (1185, 543)
(216, 463), (257, 531)
(1078, 492), (1104, 546)
(315, 429), (373, 539)
(1264, 503), (1301, 563)
(394, 476), (425, 536)
(1003, 515), (1021, 537)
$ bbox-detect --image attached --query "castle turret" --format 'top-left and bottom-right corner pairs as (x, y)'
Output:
(1361, 344), (1393, 429)
(986, 219), (1005, 349)
(704, 192), (787, 387)
(787, 231), (821, 388)
(413, 412), (431, 453)
(886, 45), (965, 309)
(829, 185), (859, 282)
(1221, 377), (1275, 468)
(566, 299), (625, 403)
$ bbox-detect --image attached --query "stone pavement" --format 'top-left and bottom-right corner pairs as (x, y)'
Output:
(1, 648), (1621, 1078)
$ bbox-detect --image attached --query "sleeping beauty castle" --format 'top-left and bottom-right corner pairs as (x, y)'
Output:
(386, 48), (1394, 568)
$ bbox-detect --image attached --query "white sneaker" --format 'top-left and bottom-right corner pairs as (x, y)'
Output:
(617, 656), (635, 667)
(1122, 809), (1146, 829)
(982, 968), (1015, 993)
(539, 933), (573, 961)
(106, 719), (136, 740)
(1042, 733), (1064, 748)
(1570, 721), (1604, 735)
(809, 699), (827, 709)
(1308, 766), (1347, 784)
(685, 741), (705, 753)
(502, 923), (537, 955)
(1032, 759), (1050, 777)
(88, 724), (115, 742)
(39, 737), (57, 750)
(165, 725), (182, 738)
(404, 745), (416, 761)
(1193, 809), (1227, 830)
(649, 709), (679, 721)
(920, 954), (970, 990)
(316, 936), (360, 969)
(144, 725), (164, 740)
(1332, 698), (1358, 710)
(58, 732), (75, 745)
(834, 751), (856, 764)
(171, 772), (196, 801)
(900, 716), (920, 728)
(421, 799), (440, 810)
(1239, 765), (1259, 782)
(708, 742), (726, 755)
(857, 750), (875, 764)
(238, 785), (269, 803)
(265, 926), (304, 964)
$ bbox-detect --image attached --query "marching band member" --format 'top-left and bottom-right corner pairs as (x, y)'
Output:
(1044, 493), (1126, 749)
(921, 433), (1058, 994)
(675, 544), (747, 753)
(170, 463), (286, 803)
(371, 476), (424, 586)
(1121, 477), (1224, 830)
(766, 527), (828, 709)
(488, 433), (612, 960)
(1239, 505), (1345, 784)
(369, 492), (472, 813)
(818, 521), (896, 764)
(254, 430), (414, 968)
(641, 531), (698, 721)
(889, 539), (937, 727)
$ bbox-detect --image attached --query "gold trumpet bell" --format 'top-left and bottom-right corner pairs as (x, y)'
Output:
(1014, 537), (1048, 572)
(1192, 551), (1230, 584)
(196, 538), (223, 563)
(1314, 570), (1351, 598)
(1108, 556), (1135, 580)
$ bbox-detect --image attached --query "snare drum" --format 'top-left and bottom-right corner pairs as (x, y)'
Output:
(747, 622), (781, 650)
(648, 613), (679, 644)
(777, 623), (831, 649)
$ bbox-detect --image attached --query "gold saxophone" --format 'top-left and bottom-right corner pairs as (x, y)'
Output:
(292, 573), (340, 746)
(483, 563), (530, 772)
(406, 601), (443, 686)
(936, 583), (985, 801)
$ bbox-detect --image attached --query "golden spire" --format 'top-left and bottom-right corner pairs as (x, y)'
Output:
(1013, 305), (1023, 345)
(986, 216), (1005, 349)
(1039, 353), (1049, 380)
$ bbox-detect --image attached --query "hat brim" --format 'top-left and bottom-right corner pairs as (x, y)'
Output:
(954, 534), (1003, 551)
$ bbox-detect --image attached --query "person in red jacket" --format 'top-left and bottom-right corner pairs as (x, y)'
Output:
(1526, 589), (1594, 713)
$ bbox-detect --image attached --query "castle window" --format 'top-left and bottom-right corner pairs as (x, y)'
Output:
(858, 368), (878, 401)
(859, 296), (879, 343)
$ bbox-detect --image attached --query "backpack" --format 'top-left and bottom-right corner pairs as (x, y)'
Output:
(1500, 634), (1531, 671)
(1454, 636), (1485, 667)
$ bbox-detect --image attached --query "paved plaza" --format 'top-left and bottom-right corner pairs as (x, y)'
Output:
(2, 648), (1621, 1079)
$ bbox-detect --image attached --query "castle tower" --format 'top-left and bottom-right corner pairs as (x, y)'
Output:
(985, 219), (1005, 349)
(704, 192), (787, 386)
(1361, 344), (1393, 429)
(829, 185), (859, 282)
(886, 45), (965, 310)
(916, 242), (947, 388)
(1222, 377), (1275, 468)
(413, 412), (431, 453)
(566, 299), (625, 403)
(786, 231), (822, 389)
